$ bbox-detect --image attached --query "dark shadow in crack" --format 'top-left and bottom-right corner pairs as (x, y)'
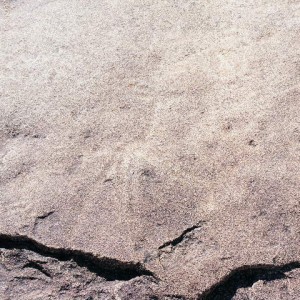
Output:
(158, 221), (205, 250)
(23, 261), (52, 278)
(199, 262), (300, 300)
(0, 234), (155, 281)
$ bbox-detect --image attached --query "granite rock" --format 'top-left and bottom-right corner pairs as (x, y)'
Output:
(0, 0), (299, 299)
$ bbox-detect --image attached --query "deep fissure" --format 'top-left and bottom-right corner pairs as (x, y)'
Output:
(199, 262), (300, 300)
(0, 234), (155, 281)
(1, 234), (299, 299)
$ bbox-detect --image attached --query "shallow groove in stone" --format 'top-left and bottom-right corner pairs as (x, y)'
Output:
(0, 234), (155, 281)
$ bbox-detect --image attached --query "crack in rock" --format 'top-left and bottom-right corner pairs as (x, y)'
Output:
(158, 221), (205, 250)
(36, 211), (55, 220)
(23, 261), (52, 278)
(0, 234), (156, 281)
(198, 262), (300, 300)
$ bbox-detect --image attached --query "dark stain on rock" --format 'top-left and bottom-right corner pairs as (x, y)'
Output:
(248, 139), (257, 147)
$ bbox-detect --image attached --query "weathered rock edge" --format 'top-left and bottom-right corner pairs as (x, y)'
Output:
(0, 234), (156, 281)
(199, 262), (300, 300)
(1, 233), (299, 299)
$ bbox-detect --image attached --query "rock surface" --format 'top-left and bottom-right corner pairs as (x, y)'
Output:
(0, 0), (299, 299)
(233, 268), (300, 300)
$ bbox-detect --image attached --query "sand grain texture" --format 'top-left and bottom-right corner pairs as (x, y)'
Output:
(0, 0), (300, 299)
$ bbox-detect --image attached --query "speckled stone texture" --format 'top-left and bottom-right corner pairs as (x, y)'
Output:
(0, 0), (299, 299)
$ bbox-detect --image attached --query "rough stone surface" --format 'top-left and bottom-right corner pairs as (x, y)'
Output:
(0, 0), (299, 299)
(233, 268), (300, 300)
(0, 248), (159, 300)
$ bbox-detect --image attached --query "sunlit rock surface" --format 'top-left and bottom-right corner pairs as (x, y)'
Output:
(1, 0), (299, 299)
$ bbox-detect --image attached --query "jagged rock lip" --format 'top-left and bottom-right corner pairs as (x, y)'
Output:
(198, 262), (300, 300)
(1, 233), (299, 299)
(0, 233), (156, 281)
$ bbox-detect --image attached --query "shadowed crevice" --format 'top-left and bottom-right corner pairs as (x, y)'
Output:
(198, 262), (300, 300)
(0, 234), (156, 281)
(23, 261), (52, 278)
(158, 221), (205, 250)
